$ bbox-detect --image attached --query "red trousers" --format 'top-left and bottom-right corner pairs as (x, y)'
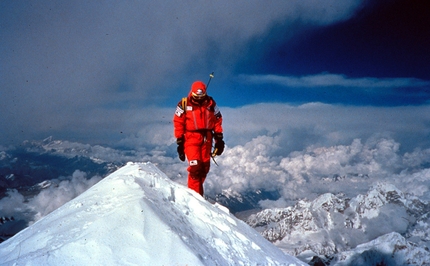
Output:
(184, 132), (212, 196)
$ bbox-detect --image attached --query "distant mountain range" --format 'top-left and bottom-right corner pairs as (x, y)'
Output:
(246, 182), (430, 265)
(0, 137), (120, 197)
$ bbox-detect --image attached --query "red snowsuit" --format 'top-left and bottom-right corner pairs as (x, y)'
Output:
(173, 90), (223, 196)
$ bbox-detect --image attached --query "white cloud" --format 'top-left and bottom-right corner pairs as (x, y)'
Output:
(207, 135), (430, 204)
(29, 171), (102, 221)
(241, 73), (430, 88)
(196, 102), (430, 202)
(0, 190), (26, 218)
(392, 168), (430, 201)
(0, 171), (102, 224)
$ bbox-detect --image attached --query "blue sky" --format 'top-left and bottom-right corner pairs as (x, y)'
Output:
(1, 0), (429, 148)
(222, 0), (430, 107)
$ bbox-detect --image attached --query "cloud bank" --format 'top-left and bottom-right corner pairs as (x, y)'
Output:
(206, 136), (430, 203)
(241, 73), (430, 88)
(103, 102), (430, 205)
(0, 170), (101, 236)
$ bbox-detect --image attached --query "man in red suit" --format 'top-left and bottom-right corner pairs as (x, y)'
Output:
(173, 80), (224, 196)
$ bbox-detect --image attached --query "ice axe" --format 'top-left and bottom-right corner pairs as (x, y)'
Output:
(211, 148), (219, 166)
(206, 72), (214, 89)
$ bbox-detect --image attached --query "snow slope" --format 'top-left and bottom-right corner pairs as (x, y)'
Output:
(0, 162), (306, 266)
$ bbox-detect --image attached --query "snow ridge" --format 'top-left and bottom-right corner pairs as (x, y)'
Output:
(0, 162), (305, 266)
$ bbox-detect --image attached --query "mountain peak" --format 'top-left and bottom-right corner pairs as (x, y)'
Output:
(350, 182), (406, 219)
(0, 162), (305, 265)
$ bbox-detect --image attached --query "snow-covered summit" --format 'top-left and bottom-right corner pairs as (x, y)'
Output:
(0, 162), (305, 266)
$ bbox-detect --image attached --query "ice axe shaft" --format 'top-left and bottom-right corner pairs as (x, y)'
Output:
(206, 72), (214, 89)
(208, 71), (217, 166)
(211, 154), (219, 166)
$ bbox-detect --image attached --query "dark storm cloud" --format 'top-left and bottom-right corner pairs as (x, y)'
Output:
(0, 0), (364, 145)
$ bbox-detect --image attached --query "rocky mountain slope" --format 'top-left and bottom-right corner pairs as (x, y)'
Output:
(247, 182), (430, 265)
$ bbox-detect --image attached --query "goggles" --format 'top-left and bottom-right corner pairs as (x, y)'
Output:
(191, 89), (206, 100)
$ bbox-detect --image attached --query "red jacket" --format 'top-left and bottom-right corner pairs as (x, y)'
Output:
(173, 95), (223, 143)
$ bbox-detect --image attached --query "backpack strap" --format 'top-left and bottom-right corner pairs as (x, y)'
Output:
(181, 97), (187, 112)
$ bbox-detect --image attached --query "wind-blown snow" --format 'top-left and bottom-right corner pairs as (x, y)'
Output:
(0, 162), (305, 266)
